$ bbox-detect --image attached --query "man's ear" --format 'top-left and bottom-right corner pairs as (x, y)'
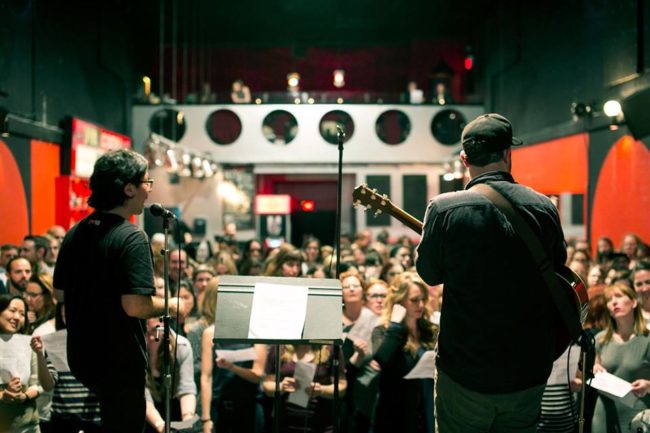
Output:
(124, 183), (136, 199)
(459, 151), (469, 168)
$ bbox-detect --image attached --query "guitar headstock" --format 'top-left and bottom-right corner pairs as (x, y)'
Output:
(352, 183), (394, 217)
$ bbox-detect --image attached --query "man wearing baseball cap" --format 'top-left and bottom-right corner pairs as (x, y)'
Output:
(416, 113), (568, 432)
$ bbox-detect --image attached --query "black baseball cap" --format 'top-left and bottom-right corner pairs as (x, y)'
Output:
(461, 113), (523, 157)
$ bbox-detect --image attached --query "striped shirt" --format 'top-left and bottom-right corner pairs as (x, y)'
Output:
(51, 371), (101, 424)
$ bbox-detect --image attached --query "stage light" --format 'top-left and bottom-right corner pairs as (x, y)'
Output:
(337, 97), (344, 104)
(255, 98), (262, 104)
(142, 76), (151, 97)
(294, 98), (301, 104)
(333, 69), (345, 88)
(307, 98), (315, 104)
(571, 102), (592, 120)
(287, 72), (300, 90)
(300, 200), (315, 212)
(603, 100), (622, 117)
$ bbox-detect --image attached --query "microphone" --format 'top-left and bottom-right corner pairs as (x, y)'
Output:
(149, 203), (176, 219)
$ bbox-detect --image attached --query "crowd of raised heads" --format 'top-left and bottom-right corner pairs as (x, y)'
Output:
(1, 225), (649, 433)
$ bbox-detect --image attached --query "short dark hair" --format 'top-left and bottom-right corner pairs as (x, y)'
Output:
(633, 260), (650, 275)
(464, 147), (507, 167)
(88, 149), (148, 211)
(1, 244), (18, 252)
(24, 235), (49, 253)
(6, 256), (30, 274)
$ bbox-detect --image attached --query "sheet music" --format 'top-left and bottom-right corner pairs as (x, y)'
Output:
(215, 347), (258, 363)
(287, 360), (317, 408)
(248, 283), (308, 340)
(41, 330), (70, 372)
(346, 307), (380, 352)
(0, 334), (31, 384)
(589, 371), (639, 408)
(404, 350), (436, 380)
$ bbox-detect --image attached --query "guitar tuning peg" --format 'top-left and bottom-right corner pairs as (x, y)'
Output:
(380, 199), (387, 206)
(382, 194), (388, 199)
(360, 188), (366, 195)
(366, 204), (372, 209)
(374, 209), (383, 216)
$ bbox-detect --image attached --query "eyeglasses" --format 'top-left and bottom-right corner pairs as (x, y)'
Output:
(634, 279), (650, 288)
(139, 178), (155, 188)
(368, 293), (386, 299)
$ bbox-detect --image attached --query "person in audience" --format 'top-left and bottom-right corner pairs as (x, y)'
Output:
(633, 260), (650, 326)
(596, 236), (615, 264)
(379, 261), (404, 286)
(569, 258), (588, 282)
(230, 79), (251, 103)
(342, 271), (364, 327)
(390, 245), (413, 270)
(0, 244), (19, 291)
(5, 257), (32, 296)
(143, 317), (196, 433)
(621, 232), (643, 269)
(372, 273), (437, 433)
(570, 249), (591, 268)
(170, 279), (199, 336)
(24, 274), (56, 335)
(305, 264), (328, 279)
(20, 236), (49, 276)
(209, 252), (238, 276)
(187, 277), (219, 415)
(201, 320), (266, 433)
(169, 249), (189, 288)
(263, 344), (346, 433)
(587, 264), (604, 287)
(0, 294), (56, 433)
(302, 236), (321, 275)
(239, 257), (263, 276)
(591, 283), (650, 433)
(46, 226), (66, 244)
(365, 279), (389, 316)
(39, 235), (59, 277)
(239, 239), (263, 274)
(263, 244), (302, 277)
(192, 265), (215, 315)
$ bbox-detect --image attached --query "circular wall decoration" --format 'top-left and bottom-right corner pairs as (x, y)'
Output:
(149, 109), (186, 142)
(206, 109), (242, 145)
(319, 110), (354, 144)
(262, 110), (299, 145)
(431, 109), (467, 145)
(376, 110), (411, 145)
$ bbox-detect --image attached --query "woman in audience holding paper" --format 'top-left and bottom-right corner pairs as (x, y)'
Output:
(263, 344), (346, 433)
(144, 317), (197, 433)
(201, 321), (267, 433)
(591, 283), (650, 433)
(0, 294), (56, 433)
(372, 273), (437, 433)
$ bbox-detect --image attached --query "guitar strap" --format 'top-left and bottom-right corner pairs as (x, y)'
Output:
(471, 183), (583, 341)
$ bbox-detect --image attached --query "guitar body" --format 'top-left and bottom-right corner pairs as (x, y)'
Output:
(353, 183), (589, 359)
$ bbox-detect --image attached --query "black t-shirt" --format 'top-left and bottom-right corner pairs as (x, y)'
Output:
(54, 212), (155, 389)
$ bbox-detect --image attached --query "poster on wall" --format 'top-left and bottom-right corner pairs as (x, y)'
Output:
(221, 165), (254, 230)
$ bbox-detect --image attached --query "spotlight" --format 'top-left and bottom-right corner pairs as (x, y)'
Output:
(287, 72), (300, 90)
(255, 98), (262, 104)
(337, 97), (344, 104)
(333, 69), (345, 88)
(294, 98), (301, 104)
(603, 100), (622, 117)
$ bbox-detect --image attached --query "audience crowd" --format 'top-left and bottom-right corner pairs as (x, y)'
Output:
(1, 223), (649, 433)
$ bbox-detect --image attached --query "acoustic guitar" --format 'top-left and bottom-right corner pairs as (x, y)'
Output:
(352, 183), (589, 358)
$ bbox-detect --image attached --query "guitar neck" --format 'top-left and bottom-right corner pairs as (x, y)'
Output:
(389, 205), (423, 235)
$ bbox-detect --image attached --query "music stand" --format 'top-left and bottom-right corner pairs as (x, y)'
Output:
(213, 275), (343, 433)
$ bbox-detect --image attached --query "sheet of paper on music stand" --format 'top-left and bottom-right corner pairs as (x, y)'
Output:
(41, 330), (70, 372)
(288, 360), (317, 408)
(346, 307), (380, 351)
(589, 371), (639, 408)
(216, 347), (258, 363)
(248, 283), (309, 339)
(404, 350), (436, 379)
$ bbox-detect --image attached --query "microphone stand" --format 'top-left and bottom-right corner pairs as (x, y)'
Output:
(577, 330), (595, 433)
(332, 125), (345, 433)
(160, 213), (175, 433)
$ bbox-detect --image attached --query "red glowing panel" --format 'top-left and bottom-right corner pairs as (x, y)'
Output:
(300, 200), (315, 212)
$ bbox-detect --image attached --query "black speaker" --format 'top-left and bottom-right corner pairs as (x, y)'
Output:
(622, 87), (650, 140)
